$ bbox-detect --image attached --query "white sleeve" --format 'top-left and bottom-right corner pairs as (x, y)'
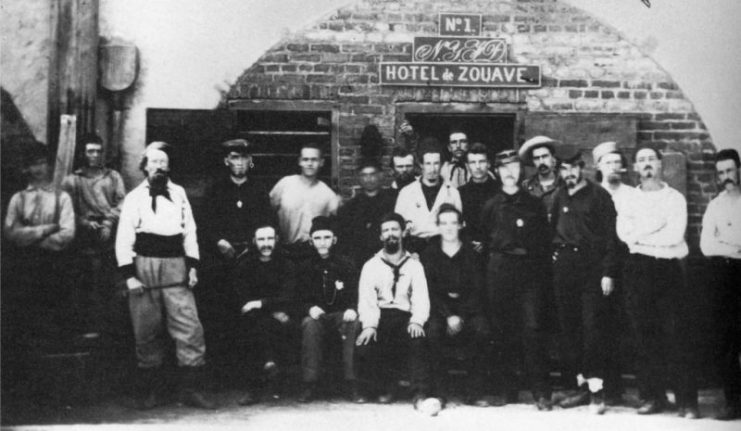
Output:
(408, 261), (430, 326)
(180, 189), (199, 261)
(357, 261), (381, 330)
(700, 199), (737, 256)
(115, 193), (138, 267)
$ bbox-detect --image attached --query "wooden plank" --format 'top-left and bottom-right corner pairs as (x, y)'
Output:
(53, 115), (77, 187)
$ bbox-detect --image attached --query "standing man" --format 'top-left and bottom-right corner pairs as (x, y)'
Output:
(550, 144), (619, 415)
(617, 144), (698, 418)
(700, 149), (741, 420)
(199, 138), (273, 368)
(395, 143), (462, 254)
(440, 128), (470, 188)
(115, 141), (214, 410)
(519, 136), (564, 220)
(355, 212), (433, 408)
(270, 142), (340, 259)
(62, 133), (125, 337)
(420, 204), (491, 406)
(480, 150), (553, 411)
(389, 147), (417, 193)
(296, 216), (362, 403)
(231, 223), (297, 405)
(458, 143), (499, 253)
(337, 159), (396, 265)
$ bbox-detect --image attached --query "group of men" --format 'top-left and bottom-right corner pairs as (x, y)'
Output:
(2, 125), (740, 421)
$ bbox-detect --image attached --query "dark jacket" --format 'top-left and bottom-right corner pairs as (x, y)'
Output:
(480, 189), (551, 259)
(231, 253), (297, 314)
(296, 251), (359, 315)
(336, 189), (396, 265)
(459, 177), (500, 243)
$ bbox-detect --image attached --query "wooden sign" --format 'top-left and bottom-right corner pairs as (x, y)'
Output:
(439, 13), (482, 36)
(53, 115), (76, 187)
(414, 37), (508, 63)
(379, 62), (541, 88)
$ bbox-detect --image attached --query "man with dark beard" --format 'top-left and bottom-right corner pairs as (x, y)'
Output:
(550, 144), (619, 415)
(355, 212), (435, 410)
(519, 136), (564, 221)
(440, 128), (471, 188)
(231, 223), (297, 405)
(115, 141), (214, 410)
(389, 147), (417, 193)
(701, 149), (741, 420)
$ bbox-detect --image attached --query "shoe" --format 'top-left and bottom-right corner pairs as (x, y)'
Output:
(536, 396), (553, 411)
(298, 383), (316, 403)
(345, 380), (366, 403)
(182, 390), (216, 409)
(378, 392), (395, 404)
(133, 391), (158, 410)
(559, 389), (590, 409)
(604, 391), (623, 406)
(716, 404), (741, 420)
(415, 396), (442, 416)
(637, 399), (664, 415)
(469, 394), (497, 408)
(589, 391), (606, 415)
(683, 406), (700, 419)
(237, 391), (257, 406)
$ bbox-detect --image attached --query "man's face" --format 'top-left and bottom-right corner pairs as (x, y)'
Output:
(254, 226), (277, 259)
(144, 149), (170, 182)
(437, 211), (462, 243)
(392, 155), (415, 183)
(379, 220), (403, 253)
(299, 148), (324, 178)
(716, 159), (740, 191)
(634, 148), (661, 180)
(84, 143), (104, 168)
(421, 152), (442, 183)
(358, 166), (381, 194)
(225, 152), (250, 178)
(559, 162), (583, 189)
(467, 152), (490, 181)
(597, 152), (624, 186)
(496, 161), (521, 188)
(27, 158), (49, 182)
(310, 229), (336, 258)
(531, 146), (555, 175)
(448, 132), (469, 162)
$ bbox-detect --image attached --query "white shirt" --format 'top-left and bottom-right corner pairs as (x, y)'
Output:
(357, 250), (430, 329)
(269, 175), (340, 244)
(616, 181), (688, 259)
(700, 190), (741, 259)
(394, 180), (462, 239)
(604, 182), (637, 216)
(115, 179), (199, 267)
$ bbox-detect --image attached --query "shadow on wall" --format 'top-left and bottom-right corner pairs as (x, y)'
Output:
(1, 87), (38, 219)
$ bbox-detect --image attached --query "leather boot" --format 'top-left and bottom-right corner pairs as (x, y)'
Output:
(180, 366), (216, 409)
(133, 367), (160, 410)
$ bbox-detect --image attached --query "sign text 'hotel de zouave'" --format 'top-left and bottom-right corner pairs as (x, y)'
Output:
(380, 13), (542, 89)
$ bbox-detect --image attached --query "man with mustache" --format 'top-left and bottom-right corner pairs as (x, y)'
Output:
(231, 223), (297, 405)
(550, 144), (619, 415)
(440, 128), (471, 188)
(616, 144), (698, 418)
(519, 136), (564, 220)
(355, 212), (434, 409)
(115, 141), (214, 409)
(480, 150), (553, 411)
(700, 149), (741, 420)
(390, 147), (418, 193)
(61, 133), (125, 336)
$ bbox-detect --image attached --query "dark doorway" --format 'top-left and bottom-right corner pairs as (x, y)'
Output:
(403, 113), (515, 158)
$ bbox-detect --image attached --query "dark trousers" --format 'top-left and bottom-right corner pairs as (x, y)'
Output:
(428, 313), (491, 397)
(487, 253), (552, 399)
(552, 247), (609, 384)
(356, 309), (430, 396)
(603, 279), (626, 397)
(301, 313), (360, 382)
(709, 257), (741, 407)
(623, 254), (698, 408)
(237, 311), (296, 375)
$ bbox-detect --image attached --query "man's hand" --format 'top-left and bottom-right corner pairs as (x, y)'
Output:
(98, 226), (112, 242)
(398, 120), (414, 136)
(471, 241), (484, 254)
(309, 305), (325, 320)
(601, 277), (615, 296)
(87, 220), (102, 231)
(446, 315), (463, 336)
(356, 327), (377, 346)
(407, 322), (425, 338)
(216, 239), (236, 259)
(42, 224), (60, 237)
(126, 277), (145, 296)
(343, 309), (358, 322)
(188, 268), (198, 289)
(272, 311), (290, 324)
(241, 300), (262, 314)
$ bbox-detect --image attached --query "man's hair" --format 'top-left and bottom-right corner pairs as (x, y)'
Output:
(79, 133), (104, 147)
(357, 158), (382, 172)
(391, 147), (415, 167)
(436, 203), (462, 224)
(466, 142), (489, 161)
(23, 141), (49, 167)
(139, 141), (171, 174)
(418, 136), (443, 162)
(448, 127), (467, 139)
(633, 144), (662, 162)
(378, 212), (406, 232)
(716, 148), (740, 168)
(253, 223), (278, 238)
(300, 142), (323, 156)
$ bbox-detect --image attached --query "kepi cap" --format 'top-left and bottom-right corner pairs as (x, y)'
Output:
(310, 216), (336, 235)
(221, 138), (252, 155)
(592, 141), (620, 164)
(518, 136), (560, 163)
(554, 143), (582, 164)
(493, 149), (519, 167)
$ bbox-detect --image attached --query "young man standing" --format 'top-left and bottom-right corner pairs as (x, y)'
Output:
(700, 149), (741, 420)
(440, 128), (471, 188)
(458, 143), (499, 253)
(296, 216), (362, 403)
(519, 136), (564, 220)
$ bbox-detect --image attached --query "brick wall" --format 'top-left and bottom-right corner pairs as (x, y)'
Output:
(225, 0), (718, 257)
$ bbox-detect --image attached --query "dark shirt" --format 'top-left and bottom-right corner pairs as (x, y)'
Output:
(420, 238), (485, 319)
(201, 176), (274, 254)
(421, 181), (442, 211)
(480, 189), (551, 258)
(551, 180), (619, 278)
(337, 189), (396, 265)
(231, 253), (297, 314)
(522, 175), (565, 221)
(296, 252), (359, 315)
(459, 177), (500, 243)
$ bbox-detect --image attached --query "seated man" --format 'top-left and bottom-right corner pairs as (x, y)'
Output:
(420, 204), (491, 406)
(231, 223), (297, 405)
(296, 216), (361, 403)
(355, 213), (436, 409)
